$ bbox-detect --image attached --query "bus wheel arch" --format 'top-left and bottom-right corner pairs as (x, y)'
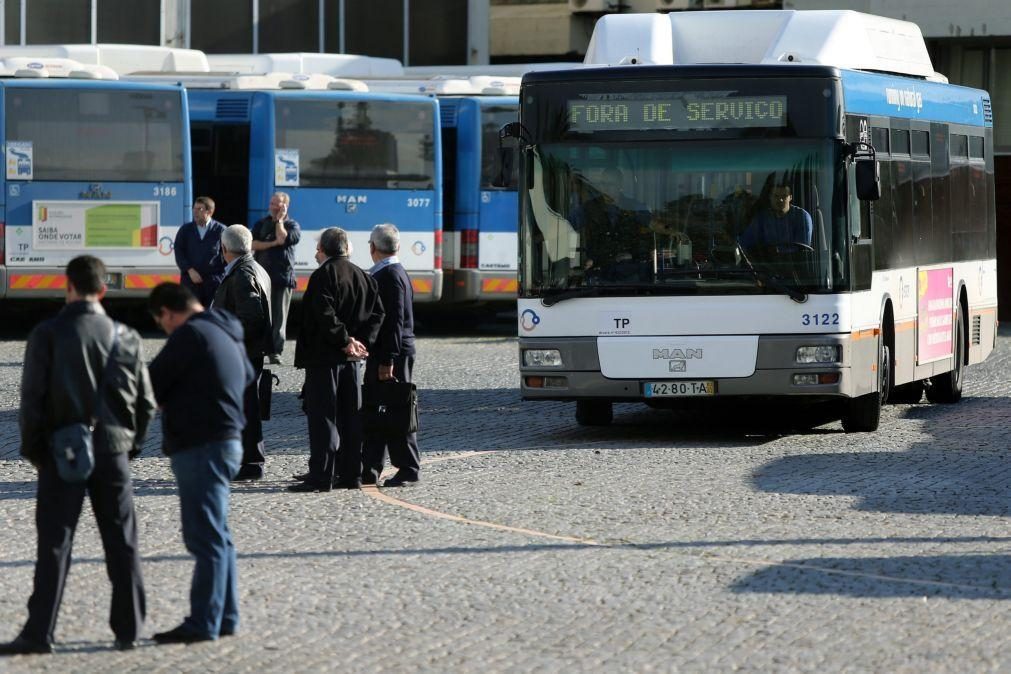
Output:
(842, 304), (891, 432)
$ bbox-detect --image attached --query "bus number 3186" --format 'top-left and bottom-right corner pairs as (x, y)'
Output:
(153, 186), (178, 197)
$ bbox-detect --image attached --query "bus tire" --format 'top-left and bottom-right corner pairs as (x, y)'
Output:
(889, 380), (924, 404)
(576, 400), (613, 426)
(925, 304), (964, 404)
(842, 341), (889, 433)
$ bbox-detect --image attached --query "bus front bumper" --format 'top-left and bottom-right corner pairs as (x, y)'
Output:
(4, 268), (181, 299)
(447, 269), (518, 302)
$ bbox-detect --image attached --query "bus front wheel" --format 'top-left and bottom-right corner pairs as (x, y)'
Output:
(842, 341), (890, 433)
(576, 400), (613, 426)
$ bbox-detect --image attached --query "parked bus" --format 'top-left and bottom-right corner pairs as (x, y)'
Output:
(0, 56), (190, 298)
(511, 10), (997, 431)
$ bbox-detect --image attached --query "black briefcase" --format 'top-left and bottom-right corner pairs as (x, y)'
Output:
(259, 368), (280, 421)
(361, 380), (419, 437)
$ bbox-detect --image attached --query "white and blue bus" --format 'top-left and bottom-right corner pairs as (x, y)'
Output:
(512, 10), (997, 432)
(0, 56), (190, 297)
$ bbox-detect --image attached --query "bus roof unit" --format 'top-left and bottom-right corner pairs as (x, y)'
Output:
(0, 44), (208, 74)
(584, 10), (946, 82)
(362, 75), (521, 96)
(206, 52), (404, 78)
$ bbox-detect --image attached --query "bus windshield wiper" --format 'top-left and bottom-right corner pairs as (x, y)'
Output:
(735, 243), (808, 303)
(539, 283), (682, 306)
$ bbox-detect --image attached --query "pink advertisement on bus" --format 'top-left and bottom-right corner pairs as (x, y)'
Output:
(917, 268), (954, 364)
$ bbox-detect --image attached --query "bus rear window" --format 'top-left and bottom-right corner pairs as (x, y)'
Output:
(481, 105), (519, 189)
(275, 99), (436, 189)
(5, 88), (184, 182)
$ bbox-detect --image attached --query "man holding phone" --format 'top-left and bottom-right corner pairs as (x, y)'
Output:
(251, 192), (301, 365)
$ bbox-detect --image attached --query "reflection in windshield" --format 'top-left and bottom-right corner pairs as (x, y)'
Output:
(520, 141), (847, 297)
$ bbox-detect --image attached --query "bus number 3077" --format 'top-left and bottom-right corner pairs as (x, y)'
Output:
(406, 197), (431, 208)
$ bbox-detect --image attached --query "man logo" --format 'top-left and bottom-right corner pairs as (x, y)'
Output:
(652, 348), (703, 360)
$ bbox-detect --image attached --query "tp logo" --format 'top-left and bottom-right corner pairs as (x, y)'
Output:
(520, 309), (540, 332)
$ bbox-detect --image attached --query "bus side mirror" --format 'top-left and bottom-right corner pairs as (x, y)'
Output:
(525, 149), (534, 190)
(492, 146), (514, 188)
(855, 159), (880, 201)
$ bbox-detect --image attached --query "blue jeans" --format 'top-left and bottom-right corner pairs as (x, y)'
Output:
(170, 439), (242, 638)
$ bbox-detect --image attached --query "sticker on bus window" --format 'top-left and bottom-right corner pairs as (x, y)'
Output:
(275, 148), (299, 187)
(6, 141), (33, 180)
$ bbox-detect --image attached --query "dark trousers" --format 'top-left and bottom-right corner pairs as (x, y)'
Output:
(181, 275), (220, 309)
(22, 451), (145, 645)
(363, 355), (420, 483)
(241, 357), (266, 472)
(304, 362), (363, 487)
(270, 285), (293, 356)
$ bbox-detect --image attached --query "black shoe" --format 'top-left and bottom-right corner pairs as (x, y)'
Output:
(291, 472), (311, 481)
(268, 354), (282, 365)
(287, 480), (332, 493)
(233, 465), (263, 482)
(219, 627), (237, 637)
(332, 480), (362, 490)
(152, 625), (213, 645)
(382, 474), (418, 488)
(114, 639), (138, 651)
(361, 475), (379, 486)
(0, 635), (53, 655)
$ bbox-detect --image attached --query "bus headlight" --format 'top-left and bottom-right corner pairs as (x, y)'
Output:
(796, 345), (840, 364)
(523, 349), (563, 367)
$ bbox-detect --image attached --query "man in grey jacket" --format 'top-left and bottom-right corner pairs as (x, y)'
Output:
(1, 255), (155, 655)
(213, 224), (273, 480)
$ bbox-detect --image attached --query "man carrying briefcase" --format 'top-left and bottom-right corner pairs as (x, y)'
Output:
(362, 224), (420, 488)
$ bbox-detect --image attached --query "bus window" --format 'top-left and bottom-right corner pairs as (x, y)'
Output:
(871, 127), (889, 155)
(275, 99), (436, 189)
(890, 128), (910, 155)
(969, 136), (985, 160)
(5, 88), (184, 182)
(481, 105), (519, 189)
(950, 134), (969, 160)
(911, 130), (929, 157)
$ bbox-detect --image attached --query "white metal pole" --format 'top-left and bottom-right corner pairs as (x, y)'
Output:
(20, 0), (26, 44)
(1, 0), (6, 47)
(91, 0), (97, 43)
(252, 0), (259, 54)
(403, 0), (409, 66)
(339, 0), (345, 53)
(319, 0), (324, 52)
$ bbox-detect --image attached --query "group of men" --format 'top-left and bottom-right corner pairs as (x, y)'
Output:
(0, 198), (420, 653)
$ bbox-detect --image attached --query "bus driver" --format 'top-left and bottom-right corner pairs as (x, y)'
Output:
(739, 184), (813, 254)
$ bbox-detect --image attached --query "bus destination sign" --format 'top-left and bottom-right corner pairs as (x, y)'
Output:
(567, 93), (787, 132)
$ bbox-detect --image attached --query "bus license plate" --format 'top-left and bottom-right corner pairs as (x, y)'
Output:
(103, 273), (122, 290)
(644, 381), (716, 397)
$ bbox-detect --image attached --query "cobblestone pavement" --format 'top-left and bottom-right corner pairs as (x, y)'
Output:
(0, 320), (1007, 672)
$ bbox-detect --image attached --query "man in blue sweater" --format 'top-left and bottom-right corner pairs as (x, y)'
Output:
(174, 197), (226, 306)
(739, 184), (813, 255)
(147, 282), (253, 644)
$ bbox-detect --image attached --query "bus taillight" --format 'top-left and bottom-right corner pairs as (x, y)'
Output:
(433, 229), (443, 270)
(460, 229), (479, 269)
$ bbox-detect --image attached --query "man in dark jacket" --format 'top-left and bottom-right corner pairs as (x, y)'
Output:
(362, 224), (420, 488)
(174, 196), (226, 306)
(213, 224), (273, 481)
(147, 283), (254, 644)
(290, 227), (384, 492)
(251, 192), (301, 364)
(1, 255), (154, 655)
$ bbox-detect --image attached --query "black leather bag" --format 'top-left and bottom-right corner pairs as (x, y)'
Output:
(259, 368), (280, 420)
(51, 323), (119, 483)
(361, 380), (419, 438)
(51, 422), (96, 484)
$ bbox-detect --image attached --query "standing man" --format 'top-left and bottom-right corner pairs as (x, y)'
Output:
(362, 224), (420, 488)
(213, 225), (273, 481)
(290, 227), (384, 492)
(251, 192), (301, 365)
(147, 283), (253, 644)
(175, 196), (227, 307)
(1, 255), (154, 655)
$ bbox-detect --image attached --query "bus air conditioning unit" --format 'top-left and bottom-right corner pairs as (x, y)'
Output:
(702, 0), (752, 7)
(656, 0), (695, 10)
(569, 0), (615, 13)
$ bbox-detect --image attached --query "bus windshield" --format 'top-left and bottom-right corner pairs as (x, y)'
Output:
(521, 139), (848, 297)
(275, 99), (436, 189)
(5, 88), (184, 182)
